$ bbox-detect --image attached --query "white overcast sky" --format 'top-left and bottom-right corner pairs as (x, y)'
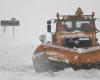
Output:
(0, 0), (100, 45)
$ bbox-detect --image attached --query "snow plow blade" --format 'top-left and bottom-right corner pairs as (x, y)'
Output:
(33, 51), (70, 73)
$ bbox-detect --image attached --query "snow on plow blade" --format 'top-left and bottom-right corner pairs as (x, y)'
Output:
(33, 51), (70, 73)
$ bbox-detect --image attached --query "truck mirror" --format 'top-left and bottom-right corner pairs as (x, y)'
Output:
(47, 24), (51, 32)
(47, 20), (51, 24)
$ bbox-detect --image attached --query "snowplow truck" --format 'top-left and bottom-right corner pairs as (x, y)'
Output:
(32, 7), (100, 73)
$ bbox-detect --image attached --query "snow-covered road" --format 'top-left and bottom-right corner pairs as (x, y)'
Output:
(0, 65), (100, 80)
(0, 34), (100, 80)
(0, 43), (100, 80)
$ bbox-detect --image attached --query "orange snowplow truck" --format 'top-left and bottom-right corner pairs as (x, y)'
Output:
(33, 7), (100, 73)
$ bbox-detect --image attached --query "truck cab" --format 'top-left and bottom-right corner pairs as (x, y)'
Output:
(47, 7), (99, 49)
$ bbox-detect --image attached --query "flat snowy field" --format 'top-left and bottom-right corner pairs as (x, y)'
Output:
(0, 34), (100, 80)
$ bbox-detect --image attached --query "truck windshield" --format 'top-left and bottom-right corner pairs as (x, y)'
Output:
(61, 21), (72, 28)
(76, 21), (90, 28)
(61, 21), (72, 31)
(61, 20), (93, 32)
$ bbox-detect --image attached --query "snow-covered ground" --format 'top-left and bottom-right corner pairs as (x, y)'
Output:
(1, 0), (100, 79)
(0, 34), (100, 80)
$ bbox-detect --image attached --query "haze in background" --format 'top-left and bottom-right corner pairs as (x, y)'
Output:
(0, 0), (100, 46)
